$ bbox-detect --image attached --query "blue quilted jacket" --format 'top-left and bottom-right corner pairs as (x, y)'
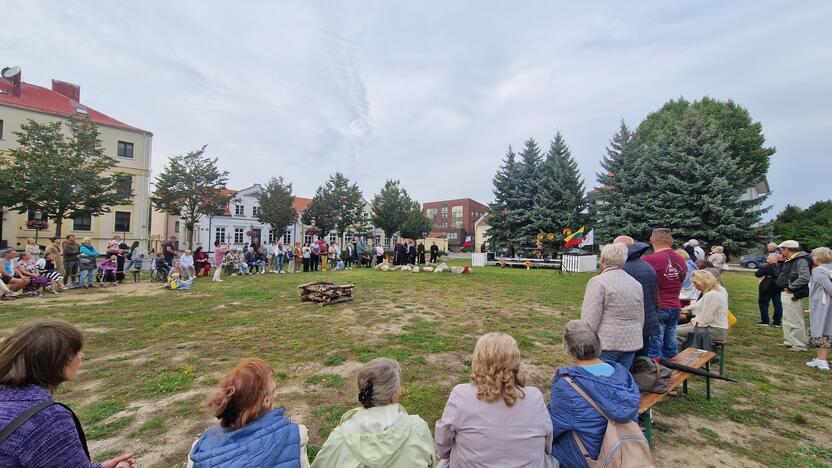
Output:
(548, 364), (640, 468)
(189, 408), (300, 468)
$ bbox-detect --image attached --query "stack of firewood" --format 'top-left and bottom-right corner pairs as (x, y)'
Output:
(298, 281), (355, 306)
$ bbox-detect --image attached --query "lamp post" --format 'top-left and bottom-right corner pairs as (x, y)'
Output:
(33, 210), (43, 246)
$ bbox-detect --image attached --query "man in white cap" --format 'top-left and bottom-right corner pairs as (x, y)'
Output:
(775, 240), (811, 351)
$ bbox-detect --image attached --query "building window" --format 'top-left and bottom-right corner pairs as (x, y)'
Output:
(304, 234), (312, 244)
(268, 229), (277, 243)
(344, 233), (354, 244)
(441, 207), (448, 228)
(426, 208), (437, 221)
(234, 228), (244, 243)
(252, 206), (261, 216)
(0, 119), (4, 140)
(234, 204), (244, 216)
(452, 206), (463, 228)
(73, 213), (92, 231)
(174, 221), (180, 233)
(284, 229), (292, 244)
(114, 211), (131, 232)
(117, 141), (134, 158)
(116, 177), (132, 196)
(215, 226), (226, 244)
(329, 231), (337, 244)
(447, 232), (458, 241)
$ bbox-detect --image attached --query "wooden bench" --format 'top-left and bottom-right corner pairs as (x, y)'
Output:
(639, 347), (716, 446)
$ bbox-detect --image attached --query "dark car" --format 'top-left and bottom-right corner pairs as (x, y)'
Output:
(740, 255), (767, 269)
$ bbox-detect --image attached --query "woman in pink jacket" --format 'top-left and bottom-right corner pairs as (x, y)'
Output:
(435, 332), (555, 467)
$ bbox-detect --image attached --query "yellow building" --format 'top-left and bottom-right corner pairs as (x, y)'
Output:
(0, 69), (152, 252)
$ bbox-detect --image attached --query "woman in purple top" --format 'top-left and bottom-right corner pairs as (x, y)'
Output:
(0, 321), (135, 468)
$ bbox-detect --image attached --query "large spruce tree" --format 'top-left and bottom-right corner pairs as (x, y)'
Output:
(487, 146), (521, 254)
(608, 113), (767, 250)
(594, 120), (634, 242)
(514, 138), (543, 249)
(532, 131), (586, 237)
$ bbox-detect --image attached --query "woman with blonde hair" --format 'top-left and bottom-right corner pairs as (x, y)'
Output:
(312, 358), (435, 467)
(435, 333), (553, 467)
(188, 358), (310, 467)
(806, 247), (832, 371)
(677, 270), (730, 346)
(24, 238), (41, 259)
(708, 246), (727, 271)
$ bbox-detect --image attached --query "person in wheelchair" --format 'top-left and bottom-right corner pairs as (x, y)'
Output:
(154, 252), (171, 277)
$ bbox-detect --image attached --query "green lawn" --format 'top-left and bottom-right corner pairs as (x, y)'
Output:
(1, 264), (831, 467)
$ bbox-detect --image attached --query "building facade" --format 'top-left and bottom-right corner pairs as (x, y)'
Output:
(422, 198), (487, 250)
(0, 70), (152, 252)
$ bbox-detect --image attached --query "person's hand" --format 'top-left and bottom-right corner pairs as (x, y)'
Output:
(101, 453), (136, 468)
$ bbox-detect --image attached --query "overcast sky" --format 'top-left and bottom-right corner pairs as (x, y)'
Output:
(3, 1), (830, 217)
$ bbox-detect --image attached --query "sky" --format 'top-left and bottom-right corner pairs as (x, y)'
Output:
(2, 1), (830, 218)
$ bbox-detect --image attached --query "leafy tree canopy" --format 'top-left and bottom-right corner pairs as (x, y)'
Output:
(371, 179), (418, 240)
(151, 145), (231, 248)
(0, 117), (132, 237)
(771, 201), (832, 250)
(256, 177), (297, 238)
(301, 173), (364, 239)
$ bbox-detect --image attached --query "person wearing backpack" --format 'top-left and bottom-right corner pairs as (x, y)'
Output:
(807, 247), (832, 371)
(548, 320), (651, 468)
(0, 321), (135, 468)
(775, 240), (812, 351)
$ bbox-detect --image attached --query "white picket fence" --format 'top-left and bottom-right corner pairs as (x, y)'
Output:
(562, 254), (598, 273)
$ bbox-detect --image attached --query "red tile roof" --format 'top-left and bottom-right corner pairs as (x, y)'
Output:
(293, 197), (312, 214)
(0, 79), (150, 134)
(219, 189), (239, 216)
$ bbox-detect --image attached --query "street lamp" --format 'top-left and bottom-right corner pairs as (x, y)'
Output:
(33, 210), (43, 246)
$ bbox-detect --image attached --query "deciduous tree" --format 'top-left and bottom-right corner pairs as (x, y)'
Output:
(0, 118), (132, 238)
(371, 179), (418, 242)
(151, 145), (231, 249)
(256, 177), (297, 240)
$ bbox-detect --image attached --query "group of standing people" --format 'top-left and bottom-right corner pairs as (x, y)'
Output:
(755, 240), (832, 371)
(392, 240), (440, 266)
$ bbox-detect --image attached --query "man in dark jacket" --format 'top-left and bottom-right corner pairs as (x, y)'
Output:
(615, 236), (660, 358)
(429, 242), (439, 263)
(407, 241), (417, 265)
(755, 253), (783, 327)
(775, 240), (811, 351)
(62, 234), (81, 288)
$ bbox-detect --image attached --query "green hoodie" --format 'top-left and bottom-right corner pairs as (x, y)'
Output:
(311, 404), (436, 468)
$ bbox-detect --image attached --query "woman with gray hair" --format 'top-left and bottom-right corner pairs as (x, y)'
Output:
(311, 358), (435, 467)
(547, 320), (641, 467)
(807, 247), (832, 371)
(580, 243), (645, 369)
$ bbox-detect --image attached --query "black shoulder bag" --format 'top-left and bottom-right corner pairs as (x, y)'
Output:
(0, 401), (90, 460)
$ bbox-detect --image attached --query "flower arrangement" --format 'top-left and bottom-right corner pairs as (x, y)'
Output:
(26, 219), (49, 230)
(245, 230), (256, 237)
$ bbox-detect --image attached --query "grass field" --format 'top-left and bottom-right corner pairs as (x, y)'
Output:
(1, 263), (831, 467)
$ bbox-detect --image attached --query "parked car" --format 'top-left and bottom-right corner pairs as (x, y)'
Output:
(740, 255), (767, 269)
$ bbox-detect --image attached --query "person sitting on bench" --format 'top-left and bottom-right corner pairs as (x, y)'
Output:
(547, 320), (640, 468)
(677, 270), (729, 347)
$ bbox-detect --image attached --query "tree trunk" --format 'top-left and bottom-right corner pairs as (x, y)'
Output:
(186, 222), (196, 250)
(54, 211), (65, 238)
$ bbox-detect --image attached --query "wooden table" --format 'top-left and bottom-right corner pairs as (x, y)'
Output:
(639, 347), (716, 446)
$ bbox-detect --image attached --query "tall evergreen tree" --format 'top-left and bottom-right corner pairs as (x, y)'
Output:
(594, 120), (634, 242)
(514, 138), (542, 249)
(606, 113), (767, 250)
(532, 131), (586, 237)
(487, 146), (521, 254)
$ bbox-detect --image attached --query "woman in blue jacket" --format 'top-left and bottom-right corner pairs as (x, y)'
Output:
(548, 320), (641, 468)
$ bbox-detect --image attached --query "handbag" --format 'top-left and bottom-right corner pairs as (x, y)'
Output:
(683, 324), (714, 352)
(631, 356), (672, 394)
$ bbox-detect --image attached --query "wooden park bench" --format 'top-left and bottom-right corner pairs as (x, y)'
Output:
(639, 347), (716, 446)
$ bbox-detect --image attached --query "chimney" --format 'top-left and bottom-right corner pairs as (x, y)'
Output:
(51, 79), (80, 102)
(11, 70), (21, 97)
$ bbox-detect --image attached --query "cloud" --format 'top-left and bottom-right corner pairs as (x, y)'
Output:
(1, 0), (829, 217)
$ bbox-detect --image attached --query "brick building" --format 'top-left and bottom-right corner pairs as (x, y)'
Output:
(422, 198), (487, 250)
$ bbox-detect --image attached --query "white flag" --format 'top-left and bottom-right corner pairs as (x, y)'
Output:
(579, 229), (595, 247)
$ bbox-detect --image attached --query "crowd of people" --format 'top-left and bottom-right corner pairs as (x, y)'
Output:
(2, 228), (830, 467)
(0, 235), (143, 300)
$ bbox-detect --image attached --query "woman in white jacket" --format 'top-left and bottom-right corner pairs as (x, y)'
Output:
(677, 270), (729, 345)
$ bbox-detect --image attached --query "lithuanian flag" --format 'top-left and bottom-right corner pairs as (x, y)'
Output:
(564, 227), (585, 248)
